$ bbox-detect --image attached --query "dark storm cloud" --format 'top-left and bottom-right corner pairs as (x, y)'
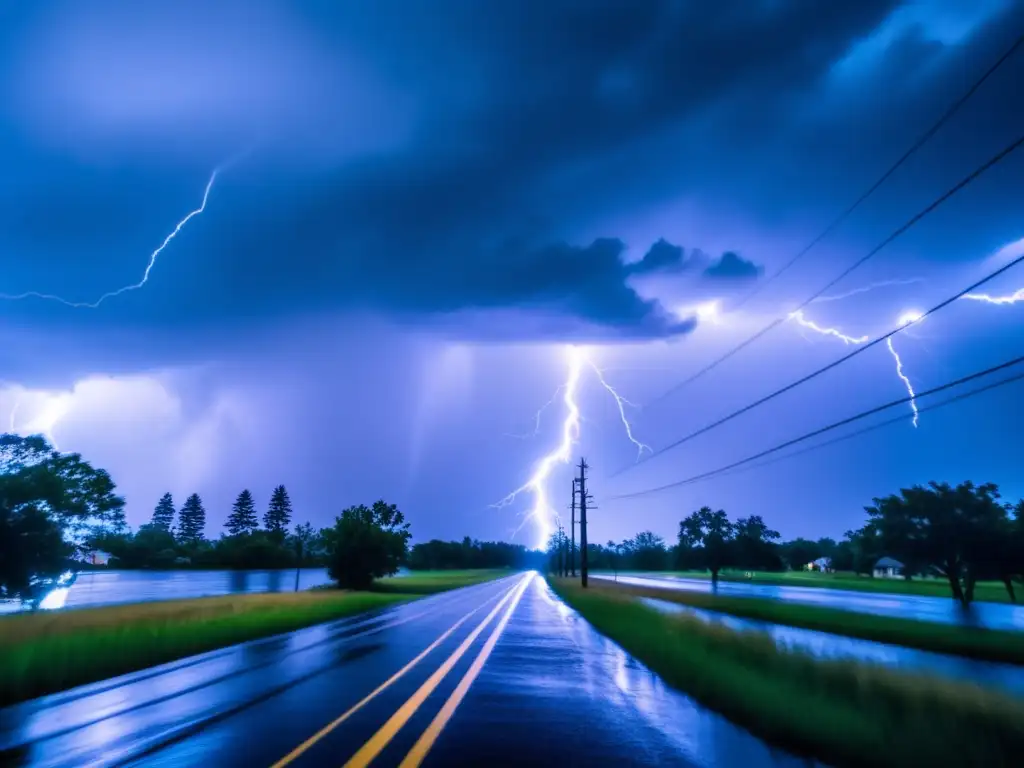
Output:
(10, 0), (1015, 348)
(703, 252), (764, 281)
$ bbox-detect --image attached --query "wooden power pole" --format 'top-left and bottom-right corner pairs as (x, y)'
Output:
(577, 458), (594, 588)
(569, 479), (577, 577)
(557, 522), (566, 577)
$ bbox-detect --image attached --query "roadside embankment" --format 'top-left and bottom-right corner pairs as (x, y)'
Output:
(551, 578), (1024, 768)
(593, 578), (1024, 665)
(0, 569), (511, 707)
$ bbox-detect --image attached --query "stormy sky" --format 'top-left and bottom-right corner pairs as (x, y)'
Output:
(2, 0), (1022, 548)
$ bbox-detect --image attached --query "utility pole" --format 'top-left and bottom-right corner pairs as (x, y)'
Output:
(577, 458), (594, 588)
(569, 479), (577, 577)
(557, 522), (566, 577)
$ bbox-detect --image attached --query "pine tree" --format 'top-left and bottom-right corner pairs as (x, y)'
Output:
(177, 493), (207, 543)
(264, 485), (293, 539)
(151, 492), (175, 532)
(226, 489), (259, 536)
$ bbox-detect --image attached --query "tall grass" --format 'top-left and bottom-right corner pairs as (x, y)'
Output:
(0, 569), (511, 707)
(599, 580), (1024, 664)
(371, 569), (513, 595)
(552, 579), (1024, 768)
(0, 591), (411, 707)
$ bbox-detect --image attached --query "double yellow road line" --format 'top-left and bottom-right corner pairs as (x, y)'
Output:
(272, 572), (534, 768)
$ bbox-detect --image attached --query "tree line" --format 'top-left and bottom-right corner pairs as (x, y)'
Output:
(408, 537), (541, 571)
(0, 433), (412, 599)
(547, 480), (1024, 609)
(91, 486), (312, 570)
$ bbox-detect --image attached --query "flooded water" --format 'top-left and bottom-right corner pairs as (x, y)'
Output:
(604, 572), (1024, 631)
(1, 568), (334, 613)
(643, 597), (1024, 696)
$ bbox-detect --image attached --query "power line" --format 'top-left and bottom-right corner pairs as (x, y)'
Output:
(614, 148), (1024, 479)
(608, 352), (1024, 501)
(646, 129), (1024, 413)
(735, 34), (1023, 309)
(701, 369), (1024, 484)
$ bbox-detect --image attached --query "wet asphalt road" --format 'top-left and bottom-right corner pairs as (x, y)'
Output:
(0, 573), (809, 768)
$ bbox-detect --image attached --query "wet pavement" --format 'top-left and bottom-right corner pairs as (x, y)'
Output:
(0, 573), (811, 768)
(643, 597), (1024, 697)
(601, 572), (1024, 630)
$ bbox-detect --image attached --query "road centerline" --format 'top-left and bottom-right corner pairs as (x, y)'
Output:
(341, 573), (531, 768)
(398, 572), (534, 767)
(269, 577), (518, 768)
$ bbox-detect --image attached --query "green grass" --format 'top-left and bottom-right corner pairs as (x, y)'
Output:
(551, 579), (1024, 768)
(596, 579), (1024, 665)
(371, 568), (513, 595)
(0, 569), (509, 707)
(621, 569), (1015, 604)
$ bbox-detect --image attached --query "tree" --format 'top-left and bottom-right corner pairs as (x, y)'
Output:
(621, 531), (669, 570)
(264, 485), (293, 541)
(844, 526), (882, 576)
(322, 500), (411, 589)
(290, 521), (320, 591)
(733, 515), (781, 571)
(1, 434), (125, 599)
(830, 538), (856, 572)
(151, 493), (175, 533)
(607, 540), (621, 581)
(866, 481), (1008, 609)
(679, 507), (734, 588)
(779, 538), (822, 571)
(225, 489), (259, 536)
(177, 493), (207, 543)
(0, 503), (71, 601)
(291, 522), (320, 563)
(113, 525), (179, 569)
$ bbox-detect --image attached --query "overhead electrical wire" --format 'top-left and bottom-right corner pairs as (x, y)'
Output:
(647, 35), (1024, 407)
(735, 34), (1023, 309)
(608, 352), (1024, 500)
(689, 369), (1024, 484)
(613, 131), (1024, 478)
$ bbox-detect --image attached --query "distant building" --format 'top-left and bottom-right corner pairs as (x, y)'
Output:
(805, 557), (832, 573)
(873, 556), (904, 579)
(83, 550), (112, 566)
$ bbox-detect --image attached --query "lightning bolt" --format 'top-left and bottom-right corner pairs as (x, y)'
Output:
(788, 308), (920, 426)
(8, 397), (20, 433)
(504, 385), (564, 439)
(886, 337), (919, 428)
(5, 390), (69, 450)
(0, 160), (233, 309)
(811, 278), (925, 303)
(588, 362), (651, 460)
(787, 310), (868, 345)
(492, 347), (583, 547)
(961, 288), (1024, 305)
(494, 346), (651, 546)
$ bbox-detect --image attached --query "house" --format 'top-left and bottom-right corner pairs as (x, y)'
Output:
(804, 557), (833, 573)
(873, 556), (904, 579)
(83, 550), (112, 566)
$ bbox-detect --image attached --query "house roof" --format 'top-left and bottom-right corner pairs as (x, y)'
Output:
(875, 556), (903, 569)
(812, 557), (831, 567)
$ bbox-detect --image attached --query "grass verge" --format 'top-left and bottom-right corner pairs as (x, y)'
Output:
(370, 568), (513, 595)
(594, 579), (1024, 665)
(0, 569), (510, 707)
(623, 569), (1013, 604)
(551, 579), (1024, 768)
